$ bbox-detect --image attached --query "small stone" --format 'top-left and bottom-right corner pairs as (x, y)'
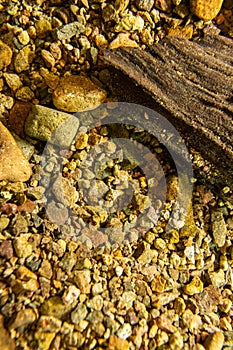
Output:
(109, 336), (129, 350)
(35, 19), (52, 38)
(53, 75), (107, 113)
(204, 331), (224, 350)
(109, 33), (139, 50)
(0, 40), (12, 70)
(88, 295), (103, 311)
(41, 49), (56, 67)
(211, 210), (227, 247)
(56, 22), (85, 40)
(116, 323), (132, 339)
(14, 46), (33, 73)
(208, 269), (225, 287)
(35, 331), (56, 350)
(62, 285), (80, 305)
(40, 296), (77, 320)
(9, 308), (36, 330)
(39, 259), (53, 279)
(151, 274), (166, 293)
(15, 86), (35, 101)
(13, 235), (33, 258)
(0, 217), (10, 231)
(184, 276), (203, 295)
(17, 30), (30, 45)
(3, 73), (22, 91)
(0, 240), (13, 259)
(75, 134), (88, 149)
(190, 0), (224, 21)
(71, 303), (88, 324)
(0, 315), (15, 350)
(74, 269), (91, 294)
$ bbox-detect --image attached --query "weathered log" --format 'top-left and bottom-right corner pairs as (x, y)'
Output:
(101, 32), (233, 200)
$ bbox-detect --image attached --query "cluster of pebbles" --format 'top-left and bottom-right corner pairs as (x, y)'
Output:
(0, 0), (233, 349)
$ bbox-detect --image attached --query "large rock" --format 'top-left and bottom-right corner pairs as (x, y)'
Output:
(52, 75), (107, 112)
(0, 122), (32, 182)
(24, 104), (79, 147)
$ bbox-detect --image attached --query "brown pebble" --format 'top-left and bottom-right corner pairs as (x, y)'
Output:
(0, 40), (12, 70)
(0, 122), (32, 182)
(8, 102), (32, 138)
(52, 75), (107, 112)
(190, 0), (224, 20)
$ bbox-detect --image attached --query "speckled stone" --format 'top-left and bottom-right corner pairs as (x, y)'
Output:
(53, 75), (107, 113)
(190, 0), (224, 20)
(0, 122), (32, 182)
(204, 331), (224, 350)
(0, 40), (12, 70)
(25, 104), (79, 146)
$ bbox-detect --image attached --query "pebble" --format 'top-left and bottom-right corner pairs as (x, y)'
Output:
(9, 308), (36, 330)
(208, 269), (225, 287)
(109, 33), (139, 49)
(56, 22), (85, 40)
(13, 235), (33, 258)
(52, 75), (107, 113)
(0, 40), (12, 70)
(204, 331), (224, 350)
(17, 30), (30, 45)
(40, 296), (77, 320)
(0, 218), (10, 231)
(109, 335), (129, 350)
(0, 315), (15, 350)
(3, 73), (22, 92)
(0, 240), (13, 259)
(0, 122), (32, 182)
(211, 210), (227, 247)
(71, 303), (88, 324)
(15, 86), (35, 101)
(184, 276), (203, 295)
(35, 19), (52, 38)
(14, 45), (33, 73)
(190, 0), (224, 20)
(25, 104), (79, 146)
(74, 269), (91, 294)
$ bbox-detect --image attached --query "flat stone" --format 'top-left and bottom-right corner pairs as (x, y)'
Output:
(3, 73), (22, 92)
(14, 45), (33, 73)
(56, 22), (85, 40)
(40, 296), (77, 320)
(204, 331), (224, 350)
(211, 210), (227, 247)
(0, 40), (12, 70)
(0, 122), (32, 182)
(0, 314), (15, 350)
(52, 75), (107, 112)
(25, 104), (79, 146)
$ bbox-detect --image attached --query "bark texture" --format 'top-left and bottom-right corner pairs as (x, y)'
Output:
(101, 31), (233, 200)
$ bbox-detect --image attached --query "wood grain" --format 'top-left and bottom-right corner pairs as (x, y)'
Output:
(101, 32), (233, 199)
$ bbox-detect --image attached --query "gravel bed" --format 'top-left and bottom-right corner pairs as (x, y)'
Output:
(0, 1), (233, 350)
